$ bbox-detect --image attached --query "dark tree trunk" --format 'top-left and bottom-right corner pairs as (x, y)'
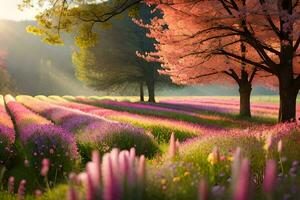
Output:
(278, 88), (298, 122)
(278, 74), (299, 122)
(277, 0), (298, 122)
(140, 82), (144, 102)
(239, 81), (252, 118)
(146, 79), (156, 103)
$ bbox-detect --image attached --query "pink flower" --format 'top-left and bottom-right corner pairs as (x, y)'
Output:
(198, 179), (208, 200)
(234, 159), (250, 200)
(263, 160), (277, 193)
(41, 158), (50, 176)
(17, 180), (26, 200)
(86, 173), (96, 200)
(8, 176), (14, 194)
(102, 154), (121, 200)
(119, 151), (129, 183)
(86, 159), (101, 198)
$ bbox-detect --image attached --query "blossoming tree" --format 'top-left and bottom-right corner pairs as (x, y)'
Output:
(139, 0), (300, 122)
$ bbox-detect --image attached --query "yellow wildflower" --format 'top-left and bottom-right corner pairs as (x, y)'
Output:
(227, 156), (234, 162)
(207, 147), (220, 165)
(173, 176), (181, 182)
(184, 171), (190, 176)
(160, 179), (167, 185)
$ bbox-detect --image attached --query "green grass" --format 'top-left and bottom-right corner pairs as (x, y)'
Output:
(109, 115), (198, 143)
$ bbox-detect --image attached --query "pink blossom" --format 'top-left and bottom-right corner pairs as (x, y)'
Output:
(8, 176), (14, 194)
(17, 180), (26, 200)
(41, 158), (50, 176)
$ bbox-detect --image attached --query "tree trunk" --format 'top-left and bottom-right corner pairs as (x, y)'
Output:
(278, 88), (298, 122)
(146, 79), (156, 103)
(277, 0), (298, 122)
(278, 77), (298, 122)
(239, 82), (252, 118)
(140, 82), (144, 102)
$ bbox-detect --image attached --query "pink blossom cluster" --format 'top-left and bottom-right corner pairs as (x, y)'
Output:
(68, 148), (146, 200)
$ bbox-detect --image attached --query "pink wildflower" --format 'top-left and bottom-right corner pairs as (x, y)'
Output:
(41, 158), (50, 176)
(8, 176), (14, 194)
(17, 180), (26, 200)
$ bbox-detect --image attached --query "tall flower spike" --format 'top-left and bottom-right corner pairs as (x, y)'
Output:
(102, 153), (121, 200)
(137, 155), (146, 185)
(119, 151), (129, 184)
(168, 132), (176, 159)
(86, 172), (96, 200)
(92, 151), (101, 185)
(198, 179), (208, 200)
(8, 176), (14, 194)
(234, 159), (250, 200)
(87, 161), (101, 190)
(263, 160), (277, 193)
(17, 180), (26, 200)
(128, 148), (136, 185)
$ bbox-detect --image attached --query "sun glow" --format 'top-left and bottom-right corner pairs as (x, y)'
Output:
(0, 0), (36, 21)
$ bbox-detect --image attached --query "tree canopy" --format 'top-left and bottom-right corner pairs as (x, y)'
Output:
(139, 0), (300, 122)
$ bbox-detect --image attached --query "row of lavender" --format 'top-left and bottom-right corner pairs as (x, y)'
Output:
(4, 95), (78, 180)
(16, 96), (159, 160)
(38, 96), (201, 142)
(0, 95), (15, 165)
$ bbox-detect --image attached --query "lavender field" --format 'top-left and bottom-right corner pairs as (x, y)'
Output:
(0, 95), (298, 200)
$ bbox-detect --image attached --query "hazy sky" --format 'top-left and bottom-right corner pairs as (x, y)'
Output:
(0, 0), (36, 21)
